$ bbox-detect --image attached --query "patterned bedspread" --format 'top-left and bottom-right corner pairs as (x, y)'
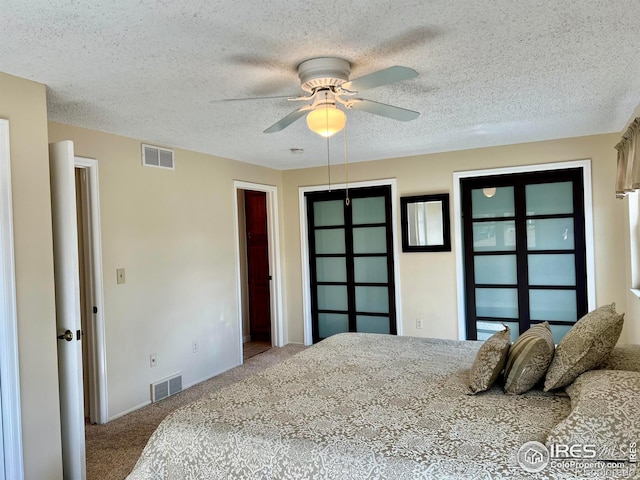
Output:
(127, 333), (580, 479)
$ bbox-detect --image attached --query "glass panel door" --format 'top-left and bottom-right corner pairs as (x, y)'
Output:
(306, 186), (396, 343)
(462, 168), (587, 343)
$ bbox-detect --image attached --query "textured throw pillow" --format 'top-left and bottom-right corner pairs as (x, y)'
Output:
(504, 322), (555, 394)
(546, 369), (640, 461)
(468, 326), (511, 394)
(597, 344), (640, 372)
(544, 303), (624, 391)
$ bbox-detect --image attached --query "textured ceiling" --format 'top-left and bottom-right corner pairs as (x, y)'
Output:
(2, 1), (640, 170)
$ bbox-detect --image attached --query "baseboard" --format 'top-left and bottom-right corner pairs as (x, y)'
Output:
(183, 363), (240, 391)
(242, 335), (251, 343)
(109, 400), (151, 422)
(103, 338), (302, 424)
(106, 366), (240, 422)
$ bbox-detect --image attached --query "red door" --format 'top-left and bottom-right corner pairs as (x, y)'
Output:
(244, 191), (272, 342)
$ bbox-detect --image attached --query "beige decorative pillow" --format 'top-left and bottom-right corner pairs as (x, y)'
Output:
(544, 303), (624, 391)
(468, 326), (511, 394)
(597, 344), (640, 372)
(546, 369), (640, 461)
(504, 322), (554, 394)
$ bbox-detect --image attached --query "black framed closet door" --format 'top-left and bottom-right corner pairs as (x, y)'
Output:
(306, 186), (397, 343)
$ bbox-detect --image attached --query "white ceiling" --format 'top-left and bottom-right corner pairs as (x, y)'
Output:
(2, 1), (640, 170)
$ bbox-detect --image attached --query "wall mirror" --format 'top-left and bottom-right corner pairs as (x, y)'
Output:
(400, 193), (451, 252)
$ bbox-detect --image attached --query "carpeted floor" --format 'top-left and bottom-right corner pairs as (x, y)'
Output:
(85, 343), (306, 480)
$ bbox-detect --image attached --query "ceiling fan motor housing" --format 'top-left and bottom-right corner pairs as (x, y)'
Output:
(297, 57), (351, 93)
(263, 57), (419, 134)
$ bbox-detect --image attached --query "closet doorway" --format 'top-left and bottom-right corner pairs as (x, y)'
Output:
(300, 179), (402, 345)
(453, 160), (596, 342)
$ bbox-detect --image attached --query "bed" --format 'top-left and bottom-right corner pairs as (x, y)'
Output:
(127, 332), (639, 479)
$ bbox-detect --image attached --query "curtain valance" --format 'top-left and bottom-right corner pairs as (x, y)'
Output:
(616, 117), (640, 198)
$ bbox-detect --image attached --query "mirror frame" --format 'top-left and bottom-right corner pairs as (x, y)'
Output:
(400, 193), (451, 252)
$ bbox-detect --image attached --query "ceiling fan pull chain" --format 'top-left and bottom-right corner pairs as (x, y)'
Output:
(344, 121), (350, 206)
(325, 92), (332, 191)
(326, 134), (331, 192)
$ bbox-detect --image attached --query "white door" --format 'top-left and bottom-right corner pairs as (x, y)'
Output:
(0, 388), (5, 480)
(0, 119), (23, 479)
(49, 141), (86, 480)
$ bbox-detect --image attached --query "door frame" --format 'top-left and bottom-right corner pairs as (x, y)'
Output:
(452, 159), (596, 340)
(299, 178), (403, 346)
(0, 119), (23, 479)
(233, 181), (284, 362)
(73, 157), (108, 424)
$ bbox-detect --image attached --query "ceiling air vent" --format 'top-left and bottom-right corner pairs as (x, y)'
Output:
(142, 144), (174, 170)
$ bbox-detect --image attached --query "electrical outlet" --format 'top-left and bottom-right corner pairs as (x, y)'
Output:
(192, 341), (198, 354)
(150, 353), (157, 367)
(416, 318), (424, 329)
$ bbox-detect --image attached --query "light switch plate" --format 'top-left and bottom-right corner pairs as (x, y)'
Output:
(116, 268), (126, 284)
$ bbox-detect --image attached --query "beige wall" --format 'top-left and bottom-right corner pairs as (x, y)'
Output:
(48, 122), (284, 418)
(0, 73), (63, 479)
(282, 133), (630, 344)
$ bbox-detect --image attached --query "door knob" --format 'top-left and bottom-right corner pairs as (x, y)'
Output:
(57, 330), (73, 342)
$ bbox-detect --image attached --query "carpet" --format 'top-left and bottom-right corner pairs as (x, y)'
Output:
(85, 343), (306, 479)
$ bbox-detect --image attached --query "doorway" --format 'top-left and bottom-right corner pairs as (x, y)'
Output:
(74, 157), (107, 425)
(453, 160), (596, 341)
(299, 178), (403, 346)
(233, 181), (284, 364)
(460, 167), (588, 343)
(305, 185), (397, 343)
(244, 190), (272, 343)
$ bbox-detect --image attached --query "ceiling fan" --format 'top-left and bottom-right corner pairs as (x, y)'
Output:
(262, 57), (420, 135)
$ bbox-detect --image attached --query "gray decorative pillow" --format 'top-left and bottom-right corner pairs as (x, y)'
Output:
(544, 303), (624, 391)
(597, 344), (640, 372)
(546, 369), (640, 461)
(468, 326), (511, 394)
(504, 322), (554, 394)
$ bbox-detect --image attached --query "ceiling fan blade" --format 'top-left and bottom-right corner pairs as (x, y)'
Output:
(340, 66), (418, 92)
(263, 106), (311, 133)
(212, 94), (295, 103)
(348, 99), (420, 121)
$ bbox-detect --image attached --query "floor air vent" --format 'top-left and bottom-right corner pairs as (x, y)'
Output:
(151, 373), (183, 402)
(142, 144), (175, 170)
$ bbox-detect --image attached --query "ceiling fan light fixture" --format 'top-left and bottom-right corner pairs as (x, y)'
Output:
(306, 105), (346, 137)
